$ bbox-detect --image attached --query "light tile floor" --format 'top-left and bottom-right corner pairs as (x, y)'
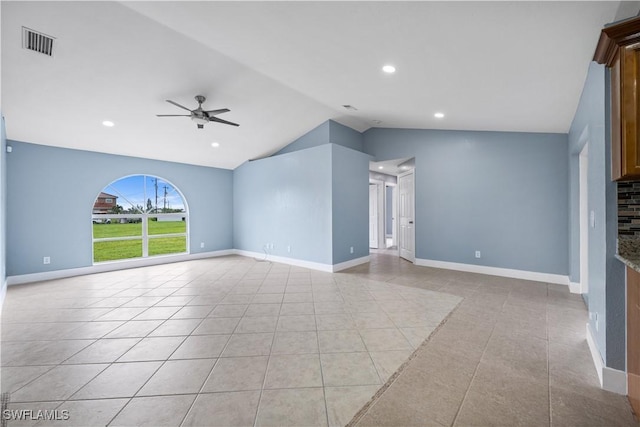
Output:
(1, 255), (461, 427)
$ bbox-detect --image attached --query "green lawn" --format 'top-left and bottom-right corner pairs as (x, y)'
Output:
(149, 236), (187, 256)
(93, 239), (142, 262)
(93, 220), (187, 262)
(93, 222), (141, 238)
(148, 220), (186, 235)
(93, 220), (186, 238)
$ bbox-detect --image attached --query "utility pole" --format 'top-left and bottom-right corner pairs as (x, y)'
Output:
(163, 185), (168, 212)
(154, 178), (158, 213)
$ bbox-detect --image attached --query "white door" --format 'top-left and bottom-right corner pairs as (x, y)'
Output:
(398, 170), (415, 262)
(369, 184), (379, 249)
(579, 142), (589, 294)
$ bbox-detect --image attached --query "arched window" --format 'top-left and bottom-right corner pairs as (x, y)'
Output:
(91, 175), (188, 263)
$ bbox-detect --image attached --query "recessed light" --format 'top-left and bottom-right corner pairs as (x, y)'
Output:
(102, 120), (114, 127)
(378, 166), (384, 170)
(211, 142), (220, 148)
(434, 112), (445, 119)
(382, 65), (396, 74)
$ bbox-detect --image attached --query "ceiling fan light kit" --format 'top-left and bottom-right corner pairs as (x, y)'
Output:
(156, 95), (239, 129)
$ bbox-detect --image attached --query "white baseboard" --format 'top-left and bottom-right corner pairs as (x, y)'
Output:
(586, 323), (627, 395)
(415, 258), (569, 285)
(603, 366), (628, 395)
(232, 250), (369, 273)
(6, 250), (235, 286)
(331, 256), (371, 272)
(586, 322), (605, 386)
(5, 250), (371, 286)
(569, 282), (581, 294)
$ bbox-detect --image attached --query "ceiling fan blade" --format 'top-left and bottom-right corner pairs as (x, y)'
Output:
(209, 116), (240, 127)
(166, 100), (193, 112)
(204, 108), (230, 115)
(156, 114), (191, 117)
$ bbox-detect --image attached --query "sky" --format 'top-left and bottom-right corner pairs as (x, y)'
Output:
(99, 175), (186, 213)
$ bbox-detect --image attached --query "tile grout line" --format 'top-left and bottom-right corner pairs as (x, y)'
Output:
(346, 296), (465, 427)
(8, 276), (185, 419)
(449, 289), (505, 427)
(313, 282), (331, 427)
(253, 264), (288, 427)
(104, 302), (215, 426)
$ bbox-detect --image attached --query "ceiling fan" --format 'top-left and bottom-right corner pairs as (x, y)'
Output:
(156, 95), (239, 129)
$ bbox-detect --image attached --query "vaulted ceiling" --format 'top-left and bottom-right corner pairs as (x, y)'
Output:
(1, 1), (621, 169)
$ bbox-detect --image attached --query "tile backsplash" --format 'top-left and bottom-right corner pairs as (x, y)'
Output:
(619, 181), (640, 236)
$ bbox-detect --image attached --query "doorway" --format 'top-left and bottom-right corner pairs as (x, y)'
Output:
(579, 138), (589, 295)
(369, 183), (381, 249)
(368, 158), (415, 261)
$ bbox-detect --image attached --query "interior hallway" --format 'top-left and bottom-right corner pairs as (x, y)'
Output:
(0, 253), (637, 426)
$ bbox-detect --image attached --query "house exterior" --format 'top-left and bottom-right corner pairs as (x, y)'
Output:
(92, 192), (118, 214)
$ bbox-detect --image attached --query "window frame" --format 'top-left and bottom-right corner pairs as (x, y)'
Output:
(91, 175), (189, 263)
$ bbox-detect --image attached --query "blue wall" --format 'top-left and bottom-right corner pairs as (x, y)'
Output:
(233, 144), (333, 264)
(568, 62), (625, 370)
(1, 117), (7, 305)
(329, 120), (364, 153)
(274, 120), (364, 156)
(273, 121), (331, 156)
(363, 128), (569, 275)
(6, 141), (233, 276)
(604, 66), (626, 371)
(331, 144), (370, 263)
(234, 142), (369, 267)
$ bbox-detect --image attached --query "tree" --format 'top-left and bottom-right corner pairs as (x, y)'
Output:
(110, 204), (124, 214)
(147, 198), (153, 213)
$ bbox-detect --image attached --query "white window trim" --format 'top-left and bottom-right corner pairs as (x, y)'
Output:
(91, 175), (190, 264)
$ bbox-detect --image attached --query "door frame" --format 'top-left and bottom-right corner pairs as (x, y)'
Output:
(369, 179), (384, 249)
(384, 182), (398, 250)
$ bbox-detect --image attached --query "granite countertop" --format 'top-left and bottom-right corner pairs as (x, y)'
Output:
(617, 236), (640, 272)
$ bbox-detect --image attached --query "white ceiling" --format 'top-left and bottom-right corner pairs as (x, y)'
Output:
(370, 158), (413, 177)
(1, 1), (621, 169)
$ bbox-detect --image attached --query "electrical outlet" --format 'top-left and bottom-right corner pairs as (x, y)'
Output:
(43, 256), (50, 265)
(475, 251), (481, 258)
(350, 246), (354, 254)
(200, 242), (205, 248)
(287, 245), (291, 253)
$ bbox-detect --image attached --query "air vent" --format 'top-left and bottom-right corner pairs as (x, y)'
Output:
(22, 27), (55, 56)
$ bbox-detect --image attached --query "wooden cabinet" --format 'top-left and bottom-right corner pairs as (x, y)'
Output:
(627, 266), (640, 415)
(595, 17), (640, 181)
